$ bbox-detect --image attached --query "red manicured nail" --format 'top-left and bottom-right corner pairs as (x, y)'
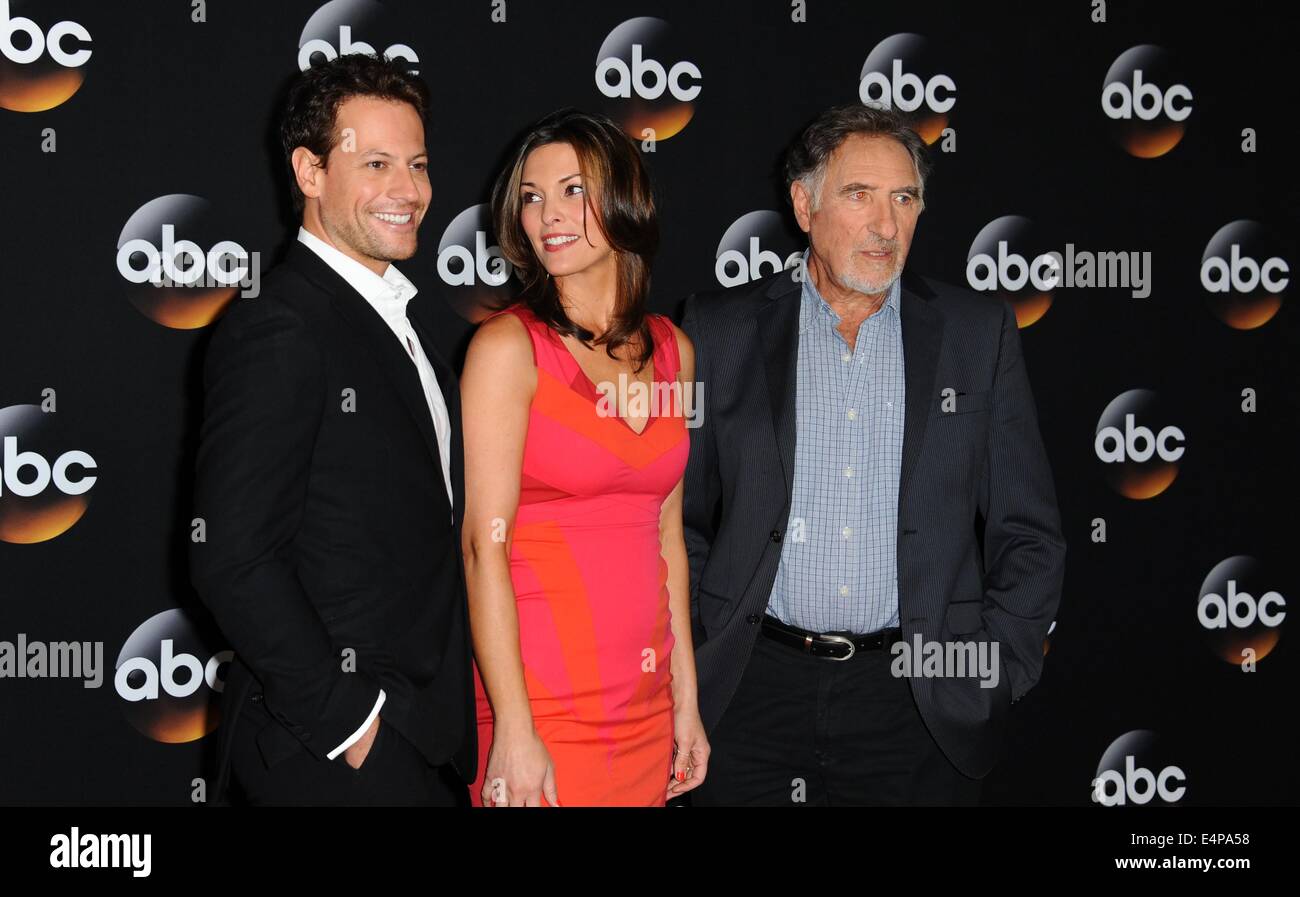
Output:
(676, 770), (686, 782)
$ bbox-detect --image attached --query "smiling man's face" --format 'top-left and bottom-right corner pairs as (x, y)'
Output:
(294, 95), (430, 275)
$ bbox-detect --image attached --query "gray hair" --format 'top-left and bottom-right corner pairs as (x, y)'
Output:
(784, 103), (930, 212)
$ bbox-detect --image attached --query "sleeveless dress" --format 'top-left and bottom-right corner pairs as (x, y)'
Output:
(469, 304), (689, 806)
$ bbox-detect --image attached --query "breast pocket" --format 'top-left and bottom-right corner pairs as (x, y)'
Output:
(930, 389), (991, 418)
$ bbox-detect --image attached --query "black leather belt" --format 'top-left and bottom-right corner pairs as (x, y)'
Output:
(761, 614), (901, 660)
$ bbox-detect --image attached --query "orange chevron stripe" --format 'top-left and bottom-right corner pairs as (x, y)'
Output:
(624, 555), (674, 720)
(531, 367), (686, 468)
(512, 520), (609, 731)
(625, 624), (673, 722)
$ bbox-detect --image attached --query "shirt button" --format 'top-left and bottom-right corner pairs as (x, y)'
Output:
(841, 353), (851, 363)
(846, 409), (857, 420)
(885, 401), (893, 409)
(839, 585), (849, 597)
(841, 527), (852, 538)
(844, 466), (853, 478)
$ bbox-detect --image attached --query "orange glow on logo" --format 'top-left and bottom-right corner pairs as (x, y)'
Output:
(1011, 292), (1053, 328)
(1122, 123), (1185, 158)
(0, 495), (88, 544)
(0, 67), (83, 112)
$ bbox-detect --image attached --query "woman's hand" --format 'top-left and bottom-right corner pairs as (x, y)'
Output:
(482, 728), (560, 807)
(666, 705), (710, 799)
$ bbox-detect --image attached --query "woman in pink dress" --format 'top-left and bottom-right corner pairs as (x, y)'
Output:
(460, 109), (709, 806)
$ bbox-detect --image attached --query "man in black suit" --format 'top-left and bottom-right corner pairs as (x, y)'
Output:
(190, 54), (473, 806)
(682, 104), (1066, 805)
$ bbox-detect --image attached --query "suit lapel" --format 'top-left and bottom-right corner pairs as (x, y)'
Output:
(897, 277), (944, 508)
(408, 312), (464, 529)
(283, 242), (452, 516)
(755, 272), (802, 505)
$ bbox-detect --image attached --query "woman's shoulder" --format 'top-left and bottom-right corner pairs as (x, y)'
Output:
(475, 302), (570, 373)
(647, 313), (691, 377)
(471, 303), (536, 354)
(648, 311), (682, 332)
(645, 312), (682, 344)
(481, 302), (533, 325)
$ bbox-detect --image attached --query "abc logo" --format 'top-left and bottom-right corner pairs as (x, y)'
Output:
(0, 404), (95, 544)
(1102, 71), (1191, 120)
(1092, 730), (1186, 806)
(858, 33), (955, 144)
(1101, 45), (1191, 158)
(715, 210), (802, 288)
(965, 215), (1057, 327)
(1094, 416), (1185, 462)
(595, 17), (699, 140)
(0, 0), (92, 112)
(297, 0), (418, 73)
(1202, 246), (1288, 292)
(1197, 556), (1285, 663)
(115, 194), (248, 330)
(114, 609), (233, 744)
(117, 225), (249, 288)
(1094, 389), (1185, 499)
(597, 42), (700, 102)
(1199, 581), (1285, 628)
(1093, 756), (1187, 806)
(1200, 220), (1288, 330)
(436, 203), (514, 323)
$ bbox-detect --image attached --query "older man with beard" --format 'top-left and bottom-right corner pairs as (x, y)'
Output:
(681, 103), (1065, 806)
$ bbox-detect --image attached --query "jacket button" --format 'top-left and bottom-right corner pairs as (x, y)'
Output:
(769, 529), (782, 543)
(747, 614), (760, 625)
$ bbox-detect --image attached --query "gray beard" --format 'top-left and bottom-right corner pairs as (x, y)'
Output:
(839, 266), (901, 297)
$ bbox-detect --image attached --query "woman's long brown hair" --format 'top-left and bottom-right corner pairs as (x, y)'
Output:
(491, 108), (659, 370)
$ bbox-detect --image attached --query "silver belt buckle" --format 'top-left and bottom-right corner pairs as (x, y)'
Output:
(819, 633), (856, 661)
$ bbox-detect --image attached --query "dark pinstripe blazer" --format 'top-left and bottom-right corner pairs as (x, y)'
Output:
(680, 266), (1066, 779)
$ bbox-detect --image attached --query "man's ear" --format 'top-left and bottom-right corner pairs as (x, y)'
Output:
(291, 146), (325, 202)
(790, 180), (812, 234)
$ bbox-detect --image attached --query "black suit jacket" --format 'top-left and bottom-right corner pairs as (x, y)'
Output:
(681, 267), (1066, 779)
(190, 240), (475, 800)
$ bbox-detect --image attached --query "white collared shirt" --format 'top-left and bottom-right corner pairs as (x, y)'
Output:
(296, 226), (453, 760)
(296, 226), (453, 509)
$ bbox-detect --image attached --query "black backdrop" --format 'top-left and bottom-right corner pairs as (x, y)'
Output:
(0, 0), (1294, 806)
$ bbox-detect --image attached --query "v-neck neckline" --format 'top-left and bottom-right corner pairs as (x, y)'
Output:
(555, 330), (658, 438)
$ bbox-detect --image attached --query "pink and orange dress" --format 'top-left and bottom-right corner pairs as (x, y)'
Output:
(470, 304), (689, 806)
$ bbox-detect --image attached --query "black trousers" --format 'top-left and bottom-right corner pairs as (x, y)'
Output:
(693, 624), (983, 806)
(229, 694), (468, 807)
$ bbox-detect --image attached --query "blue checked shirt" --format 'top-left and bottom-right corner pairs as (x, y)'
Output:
(766, 252), (906, 634)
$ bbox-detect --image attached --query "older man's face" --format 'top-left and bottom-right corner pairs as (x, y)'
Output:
(792, 133), (922, 297)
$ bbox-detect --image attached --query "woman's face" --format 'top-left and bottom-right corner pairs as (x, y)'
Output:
(518, 141), (615, 279)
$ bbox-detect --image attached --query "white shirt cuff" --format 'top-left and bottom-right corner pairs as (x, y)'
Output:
(326, 689), (385, 760)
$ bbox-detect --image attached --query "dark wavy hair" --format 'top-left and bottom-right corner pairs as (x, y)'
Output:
(279, 53), (430, 216)
(491, 108), (658, 370)
(784, 103), (930, 211)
